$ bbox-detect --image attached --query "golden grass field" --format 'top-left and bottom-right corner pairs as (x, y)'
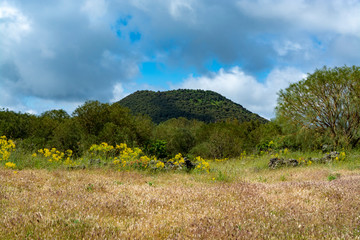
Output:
(1, 160), (360, 239)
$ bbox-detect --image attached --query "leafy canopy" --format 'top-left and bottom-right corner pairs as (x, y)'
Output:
(277, 65), (360, 147)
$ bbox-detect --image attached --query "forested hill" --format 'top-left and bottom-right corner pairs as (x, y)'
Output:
(117, 89), (267, 124)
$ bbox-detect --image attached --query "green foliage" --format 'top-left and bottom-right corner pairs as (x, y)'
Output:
(51, 119), (82, 155)
(215, 170), (230, 182)
(277, 65), (360, 148)
(0, 93), (270, 159)
(152, 118), (202, 157)
(145, 140), (167, 159)
(0, 109), (35, 139)
(192, 120), (263, 158)
(118, 89), (267, 124)
(41, 109), (70, 121)
(72, 101), (153, 150)
(327, 173), (340, 181)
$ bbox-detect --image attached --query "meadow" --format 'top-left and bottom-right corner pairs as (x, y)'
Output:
(1, 138), (360, 239)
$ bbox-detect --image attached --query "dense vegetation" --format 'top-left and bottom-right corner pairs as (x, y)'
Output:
(1, 65), (359, 161)
(0, 104), (270, 160)
(0, 90), (271, 160)
(118, 89), (267, 124)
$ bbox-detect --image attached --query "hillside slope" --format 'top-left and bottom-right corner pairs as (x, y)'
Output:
(118, 89), (267, 124)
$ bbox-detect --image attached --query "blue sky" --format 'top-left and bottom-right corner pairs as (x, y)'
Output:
(1, 0), (360, 119)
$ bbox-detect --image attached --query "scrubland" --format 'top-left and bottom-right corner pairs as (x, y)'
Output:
(1, 156), (360, 239)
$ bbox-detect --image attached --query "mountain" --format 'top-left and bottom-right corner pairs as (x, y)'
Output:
(117, 89), (267, 124)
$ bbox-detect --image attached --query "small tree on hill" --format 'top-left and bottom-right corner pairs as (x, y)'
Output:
(276, 65), (360, 147)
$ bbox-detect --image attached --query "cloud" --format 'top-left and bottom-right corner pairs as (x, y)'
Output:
(178, 66), (306, 119)
(0, 1), (139, 109)
(110, 83), (128, 102)
(0, 2), (31, 44)
(237, 0), (360, 37)
(0, 0), (359, 115)
(81, 0), (108, 25)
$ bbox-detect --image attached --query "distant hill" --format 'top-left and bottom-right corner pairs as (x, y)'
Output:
(118, 89), (267, 124)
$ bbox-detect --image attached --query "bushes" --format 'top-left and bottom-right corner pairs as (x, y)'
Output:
(0, 103), (278, 159)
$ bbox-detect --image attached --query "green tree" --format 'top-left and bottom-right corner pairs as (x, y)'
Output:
(41, 109), (70, 121)
(72, 101), (110, 137)
(51, 119), (82, 154)
(153, 118), (202, 156)
(277, 65), (360, 147)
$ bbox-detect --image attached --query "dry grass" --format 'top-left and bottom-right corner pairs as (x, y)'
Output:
(1, 166), (360, 239)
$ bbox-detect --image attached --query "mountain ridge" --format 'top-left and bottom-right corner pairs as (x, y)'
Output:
(117, 89), (267, 124)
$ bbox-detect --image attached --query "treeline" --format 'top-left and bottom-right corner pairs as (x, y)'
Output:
(0, 101), (285, 159)
(0, 102), (348, 160)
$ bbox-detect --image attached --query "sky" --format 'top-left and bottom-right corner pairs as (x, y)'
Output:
(1, 0), (360, 119)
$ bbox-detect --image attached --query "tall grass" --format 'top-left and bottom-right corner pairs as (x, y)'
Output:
(2, 146), (360, 239)
(1, 165), (360, 239)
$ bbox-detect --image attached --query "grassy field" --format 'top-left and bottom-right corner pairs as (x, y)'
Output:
(1, 156), (360, 239)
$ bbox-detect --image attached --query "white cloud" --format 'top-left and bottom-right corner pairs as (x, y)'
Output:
(0, 2), (31, 50)
(111, 83), (128, 102)
(178, 66), (306, 119)
(169, 0), (196, 23)
(274, 40), (303, 56)
(81, 0), (108, 26)
(237, 0), (360, 37)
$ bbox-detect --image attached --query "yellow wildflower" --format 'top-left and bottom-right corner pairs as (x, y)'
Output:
(5, 162), (16, 169)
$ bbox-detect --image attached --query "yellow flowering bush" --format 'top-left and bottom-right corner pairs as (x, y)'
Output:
(194, 156), (210, 173)
(5, 161), (16, 169)
(35, 148), (75, 166)
(0, 136), (16, 161)
(155, 161), (165, 169)
(166, 153), (185, 169)
(112, 143), (150, 170)
(89, 142), (115, 159)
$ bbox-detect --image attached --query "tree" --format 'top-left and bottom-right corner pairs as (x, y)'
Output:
(41, 109), (70, 121)
(72, 101), (110, 136)
(276, 65), (360, 147)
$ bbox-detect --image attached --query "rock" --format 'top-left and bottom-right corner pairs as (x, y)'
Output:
(321, 151), (339, 163)
(269, 151), (340, 169)
(269, 158), (285, 169)
(269, 157), (298, 169)
(286, 159), (299, 167)
(184, 157), (195, 170)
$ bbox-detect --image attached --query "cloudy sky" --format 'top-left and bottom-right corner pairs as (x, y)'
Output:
(1, 0), (360, 119)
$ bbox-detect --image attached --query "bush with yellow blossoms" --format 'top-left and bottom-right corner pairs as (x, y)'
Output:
(166, 153), (185, 170)
(0, 136), (16, 161)
(194, 156), (210, 173)
(105, 143), (211, 172)
(35, 148), (76, 166)
(89, 142), (115, 159)
(113, 143), (151, 170)
(5, 161), (16, 169)
(29, 142), (211, 172)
